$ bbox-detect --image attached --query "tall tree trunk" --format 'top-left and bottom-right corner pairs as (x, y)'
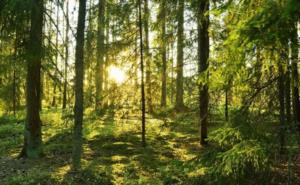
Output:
(286, 65), (291, 125)
(85, 0), (94, 106)
(175, 0), (185, 111)
(171, 42), (175, 104)
(62, 0), (69, 109)
(198, 0), (209, 146)
(144, 0), (152, 113)
(95, 0), (106, 111)
(13, 32), (18, 116)
(52, 2), (59, 107)
(13, 63), (16, 116)
(138, 0), (146, 147)
(160, 0), (167, 107)
(103, 7), (110, 108)
(278, 62), (286, 153)
(72, 0), (87, 170)
(20, 0), (44, 158)
(291, 22), (300, 133)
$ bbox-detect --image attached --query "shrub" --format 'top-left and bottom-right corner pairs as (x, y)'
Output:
(199, 111), (272, 184)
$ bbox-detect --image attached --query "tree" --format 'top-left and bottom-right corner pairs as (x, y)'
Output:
(51, 1), (60, 107)
(160, 0), (167, 107)
(95, 0), (106, 110)
(72, 0), (87, 170)
(144, 0), (153, 113)
(62, 0), (69, 109)
(138, 0), (146, 147)
(291, 22), (300, 133)
(175, 0), (185, 111)
(278, 60), (285, 153)
(198, 0), (209, 145)
(20, 0), (44, 158)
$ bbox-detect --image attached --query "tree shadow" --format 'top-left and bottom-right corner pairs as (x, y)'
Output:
(60, 168), (113, 185)
(85, 128), (177, 182)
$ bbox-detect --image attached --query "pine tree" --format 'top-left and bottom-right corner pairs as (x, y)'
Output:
(20, 0), (44, 158)
(72, 0), (87, 170)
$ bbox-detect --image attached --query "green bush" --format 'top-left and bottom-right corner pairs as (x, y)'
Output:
(0, 123), (23, 139)
(199, 111), (272, 184)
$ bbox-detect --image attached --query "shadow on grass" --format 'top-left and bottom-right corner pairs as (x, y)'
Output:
(85, 129), (176, 178)
(1, 108), (208, 185)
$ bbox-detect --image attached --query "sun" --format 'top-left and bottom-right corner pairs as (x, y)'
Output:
(108, 66), (126, 84)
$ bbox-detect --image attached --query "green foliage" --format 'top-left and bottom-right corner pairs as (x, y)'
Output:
(159, 160), (188, 185)
(0, 116), (23, 155)
(4, 168), (113, 185)
(4, 169), (58, 185)
(198, 111), (272, 183)
(212, 140), (269, 177)
(208, 127), (243, 148)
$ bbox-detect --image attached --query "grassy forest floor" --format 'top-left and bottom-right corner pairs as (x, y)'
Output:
(0, 108), (300, 185)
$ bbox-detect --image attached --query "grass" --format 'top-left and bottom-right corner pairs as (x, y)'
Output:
(0, 108), (299, 185)
(0, 108), (207, 185)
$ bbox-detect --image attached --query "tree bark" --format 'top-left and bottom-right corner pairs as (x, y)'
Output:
(138, 0), (146, 147)
(52, 2), (59, 107)
(62, 0), (69, 109)
(278, 62), (286, 153)
(13, 32), (18, 116)
(175, 0), (185, 111)
(160, 0), (167, 107)
(20, 0), (44, 158)
(171, 43), (175, 104)
(72, 0), (87, 170)
(198, 0), (209, 146)
(291, 22), (300, 133)
(103, 6), (110, 108)
(286, 64), (291, 125)
(144, 0), (153, 113)
(95, 0), (106, 111)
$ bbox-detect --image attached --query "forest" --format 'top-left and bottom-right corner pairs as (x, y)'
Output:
(0, 0), (300, 184)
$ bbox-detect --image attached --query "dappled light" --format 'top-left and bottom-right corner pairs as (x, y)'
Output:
(1, 0), (300, 184)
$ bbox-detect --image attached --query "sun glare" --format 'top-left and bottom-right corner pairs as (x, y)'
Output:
(108, 66), (126, 84)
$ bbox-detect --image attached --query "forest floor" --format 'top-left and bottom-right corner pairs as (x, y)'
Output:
(0, 108), (300, 185)
(0, 108), (207, 185)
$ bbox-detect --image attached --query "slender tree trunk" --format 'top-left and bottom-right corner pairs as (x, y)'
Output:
(13, 33), (18, 116)
(198, 0), (209, 146)
(20, 0), (44, 158)
(144, 0), (152, 113)
(134, 19), (139, 89)
(160, 0), (167, 107)
(286, 65), (291, 124)
(52, 2), (59, 107)
(291, 22), (300, 133)
(171, 42), (174, 104)
(138, 0), (146, 147)
(278, 62), (286, 153)
(85, 0), (94, 106)
(103, 7), (110, 108)
(13, 64), (16, 116)
(95, 0), (106, 111)
(175, 0), (185, 111)
(62, 0), (69, 109)
(72, 0), (87, 170)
